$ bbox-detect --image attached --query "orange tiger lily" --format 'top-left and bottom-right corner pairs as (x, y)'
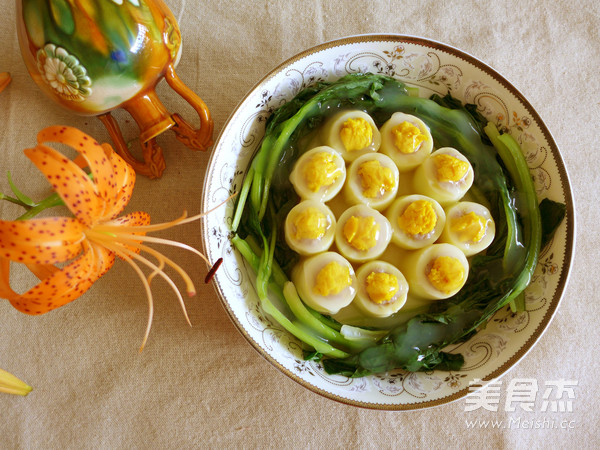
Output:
(0, 126), (220, 350)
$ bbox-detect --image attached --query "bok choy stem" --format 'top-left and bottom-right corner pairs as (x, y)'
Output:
(234, 234), (379, 351)
(231, 234), (350, 358)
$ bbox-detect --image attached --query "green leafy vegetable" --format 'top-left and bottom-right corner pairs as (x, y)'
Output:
(230, 73), (566, 377)
(539, 198), (567, 249)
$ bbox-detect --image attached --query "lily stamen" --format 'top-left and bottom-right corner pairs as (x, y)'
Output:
(86, 229), (199, 294)
(116, 250), (155, 352)
(88, 229), (212, 267)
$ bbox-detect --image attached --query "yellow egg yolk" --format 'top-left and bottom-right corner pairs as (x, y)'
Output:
(365, 272), (399, 304)
(451, 212), (487, 243)
(303, 152), (341, 192)
(427, 256), (465, 294)
(391, 121), (425, 154)
(339, 118), (373, 152)
(398, 200), (437, 236)
(357, 160), (396, 198)
(314, 261), (352, 296)
(292, 208), (327, 240)
(434, 153), (469, 182)
(343, 215), (380, 251)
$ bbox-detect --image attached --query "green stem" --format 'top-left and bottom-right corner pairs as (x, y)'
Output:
(16, 193), (64, 220)
(231, 166), (255, 232)
(484, 122), (541, 280)
(282, 282), (369, 350)
(244, 234), (370, 350)
(245, 234), (287, 288)
(0, 193), (29, 208)
(306, 305), (342, 331)
(231, 235), (349, 358)
(2, 173), (93, 220)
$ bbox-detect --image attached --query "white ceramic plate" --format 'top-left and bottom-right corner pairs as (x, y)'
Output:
(201, 35), (574, 410)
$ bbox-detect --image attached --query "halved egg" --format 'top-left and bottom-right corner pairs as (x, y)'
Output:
(440, 201), (495, 256)
(379, 112), (433, 171)
(398, 243), (469, 300)
(289, 146), (346, 202)
(291, 252), (357, 314)
(344, 152), (400, 211)
(354, 261), (409, 318)
(413, 147), (474, 205)
(321, 110), (381, 162)
(284, 200), (336, 255)
(335, 204), (392, 263)
(385, 194), (446, 250)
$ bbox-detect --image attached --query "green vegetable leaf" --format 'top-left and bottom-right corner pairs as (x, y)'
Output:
(303, 350), (324, 361)
(7, 172), (35, 206)
(539, 198), (567, 249)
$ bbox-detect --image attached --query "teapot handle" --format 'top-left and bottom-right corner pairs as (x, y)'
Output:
(164, 63), (214, 151)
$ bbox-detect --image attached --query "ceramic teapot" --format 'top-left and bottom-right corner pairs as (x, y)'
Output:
(16, 0), (213, 178)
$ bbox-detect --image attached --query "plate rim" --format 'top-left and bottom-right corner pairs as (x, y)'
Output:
(201, 34), (576, 410)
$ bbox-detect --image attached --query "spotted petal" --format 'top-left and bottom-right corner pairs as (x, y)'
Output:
(92, 210), (150, 255)
(6, 241), (115, 315)
(99, 143), (136, 219)
(36, 126), (131, 219)
(0, 217), (85, 264)
(0, 257), (14, 299)
(106, 211), (151, 228)
(24, 143), (105, 226)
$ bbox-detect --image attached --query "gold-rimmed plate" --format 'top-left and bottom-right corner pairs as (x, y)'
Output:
(201, 35), (574, 410)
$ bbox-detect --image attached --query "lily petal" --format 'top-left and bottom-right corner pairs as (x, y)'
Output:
(0, 257), (15, 299)
(0, 217), (85, 264)
(0, 72), (10, 94)
(99, 143), (136, 219)
(90, 211), (150, 255)
(0, 368), (32, 396)
(7, 241), (115, 315)
(105, 211), (151, 228)
(24, 143), (105, 226)
(24, 263), (61, 280)
(36, 126), (122, 217)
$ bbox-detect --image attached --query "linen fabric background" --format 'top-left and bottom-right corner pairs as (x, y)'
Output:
(1, 0), (597, 448)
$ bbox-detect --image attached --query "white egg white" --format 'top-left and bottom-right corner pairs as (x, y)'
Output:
(413, 147), (474, 205)
(397, 243), (469, 300)
(334, 204), (392, 263)
(385, 194), (446, 250)
(291, 252), (357, 314)
(379, 112), (433, 171)
(354, 260), (409, 318)
(284, 200), (336, 256)
(440, 201), (495, 256)
(321, 110), (381, 162)
(344, 152), (400, 211)
(289, 146), (346, 202)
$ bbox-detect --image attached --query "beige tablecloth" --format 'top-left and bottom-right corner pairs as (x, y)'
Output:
(1, 1), (596, 448)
